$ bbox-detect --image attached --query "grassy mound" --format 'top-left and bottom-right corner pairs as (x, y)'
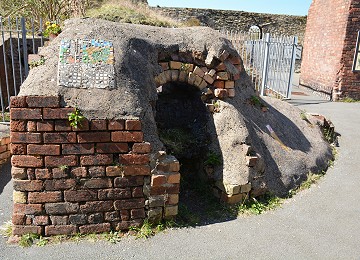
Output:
(86, 0), (179, 27)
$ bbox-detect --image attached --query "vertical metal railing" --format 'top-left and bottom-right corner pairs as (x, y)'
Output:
(0, 16), (44, 122)
(222, 30), (299, 100)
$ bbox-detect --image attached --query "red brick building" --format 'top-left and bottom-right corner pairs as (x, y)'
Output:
(300, 0), (360, 100)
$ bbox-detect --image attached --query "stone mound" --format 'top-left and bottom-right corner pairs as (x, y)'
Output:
(20, 18), (332, 200)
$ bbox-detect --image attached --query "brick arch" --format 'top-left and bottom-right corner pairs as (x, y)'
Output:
(154, 54), (243, 106)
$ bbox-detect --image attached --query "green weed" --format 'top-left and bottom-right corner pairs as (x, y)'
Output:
(0, 221), (13, 238)
(29, 56), (46, 69)
(204, 152), (222, 167)
(237, 194), (283, 215)
(68, 108), (85, 129)
(19, 233), (39, 247)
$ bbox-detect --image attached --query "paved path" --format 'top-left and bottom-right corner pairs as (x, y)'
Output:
(0, 87), (359, 259)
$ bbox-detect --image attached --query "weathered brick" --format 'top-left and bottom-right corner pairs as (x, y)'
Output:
(13, 180), (43, 191)
(104, 211), (120, 222)
(81, 178), (112, 189)
(119, 154), (149, 165)
(108, 120), (125, 130)
(35, 169), (51, 179)
(44, 179), (76, 190)
(37, 121), (54, 131)
(10, 144), (26, 155)
(111, 131), (143, 142)
(64, 190), (98, 202)
(157, 159), (180, 172)
(131, 208), (145, 219)
(71, 119), (89, 131)
(10, 108), (42, 120)
(167, 194), (179, 205)
(27, 168), (36, 180)
(123, 165), (150, 176)
(132, 142), (151, 154)
(77, 132), (110, 143)
(116, 219), (143, 231)
(62, 144), (94, 155)
(26, 121), (35, 132)
(98, 188), (131, 200)
(120, 210), (130, 221)
(13, 203), (43, 215)
(150, 184), (180, 196)
(164, 205), (178, 217)
(54, 120), (71, 131)
(70, 167), (87, 178)
(28, 191), (63, 203)
(33, 215), (49, 225)
(96, 143), (128, 153)
(10, 96), (27, 108)
(27, 144), (60, 155)
(88, 213), (104, 224)
(125, 120), (141, 131)
(114, 176), (144, 187)
(26, 96), (60, 108)
(50, 216), (68, 225)
(12, 214), (26, 225)
(90, 120), (107, 130)
(10, 120), (26, 132)
(52, 168), (68, 179)
(79, 223), (111, 234)
(80, 154), (113, 166)
(11, 166), (25, 181)
(1, 136), (10, 145)
(69, 214), (87, 225)
(225, 80), (235, 89)
(114, 198), (145, 210)
(44, 155), (78, 167)
(44, 132), (76, 143)
(11, 132), (42, 144)
(43, 108), (75, 119)
(88, 166), (105, 177)
(45, 225), (77, 236)
(132, 187), (143, 198)
(105, 166), (124, 177)
(13, 191), (27, 203)
(80, 201), (114, 213)
(151, 175), (167, 186)
(45, 202), (79, 214)
(167, 173), (181, 184)
(13, 226), (42, 236)
(214, 80), (225, 89)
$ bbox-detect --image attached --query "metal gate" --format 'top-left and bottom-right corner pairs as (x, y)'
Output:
(0, 17), (45, 122)
(223, 31), (299, 100)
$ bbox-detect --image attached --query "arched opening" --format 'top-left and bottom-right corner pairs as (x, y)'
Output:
(155, 81), (218, 224)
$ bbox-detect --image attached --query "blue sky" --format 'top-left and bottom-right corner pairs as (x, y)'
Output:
(147, 0), (312, 16)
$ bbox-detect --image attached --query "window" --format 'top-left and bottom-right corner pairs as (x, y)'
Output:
(352, 31), (360, 72)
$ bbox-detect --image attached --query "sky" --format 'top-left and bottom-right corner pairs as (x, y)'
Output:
(147, 0), (312, 16)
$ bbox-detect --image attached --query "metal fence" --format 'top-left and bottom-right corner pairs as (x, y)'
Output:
(0, 17), (45, 122)
(223, 30), (299, 99)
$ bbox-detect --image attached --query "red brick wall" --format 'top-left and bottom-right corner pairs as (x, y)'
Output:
(339, 2), (360, 98)
(10, 96), (151, 236)
(301, 0), (360, 99)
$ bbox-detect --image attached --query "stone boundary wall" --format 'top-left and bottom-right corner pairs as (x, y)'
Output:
(152, 7), (307, 44)
(10, 96), (152, 236)
(0, 135), (10, 165)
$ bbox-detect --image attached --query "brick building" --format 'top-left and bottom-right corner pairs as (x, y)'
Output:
(300, 0), (360, 100)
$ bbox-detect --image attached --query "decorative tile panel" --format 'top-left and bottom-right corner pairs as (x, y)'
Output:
(58, 39), (115, 89)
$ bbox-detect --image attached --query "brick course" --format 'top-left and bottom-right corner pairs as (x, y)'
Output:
(9, 96), (150, 236)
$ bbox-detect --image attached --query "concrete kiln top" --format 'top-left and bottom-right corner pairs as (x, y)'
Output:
(20, 18), (239, 120)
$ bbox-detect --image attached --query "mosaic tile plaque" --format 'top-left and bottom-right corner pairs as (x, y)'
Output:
(58, 39), (115, 89)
